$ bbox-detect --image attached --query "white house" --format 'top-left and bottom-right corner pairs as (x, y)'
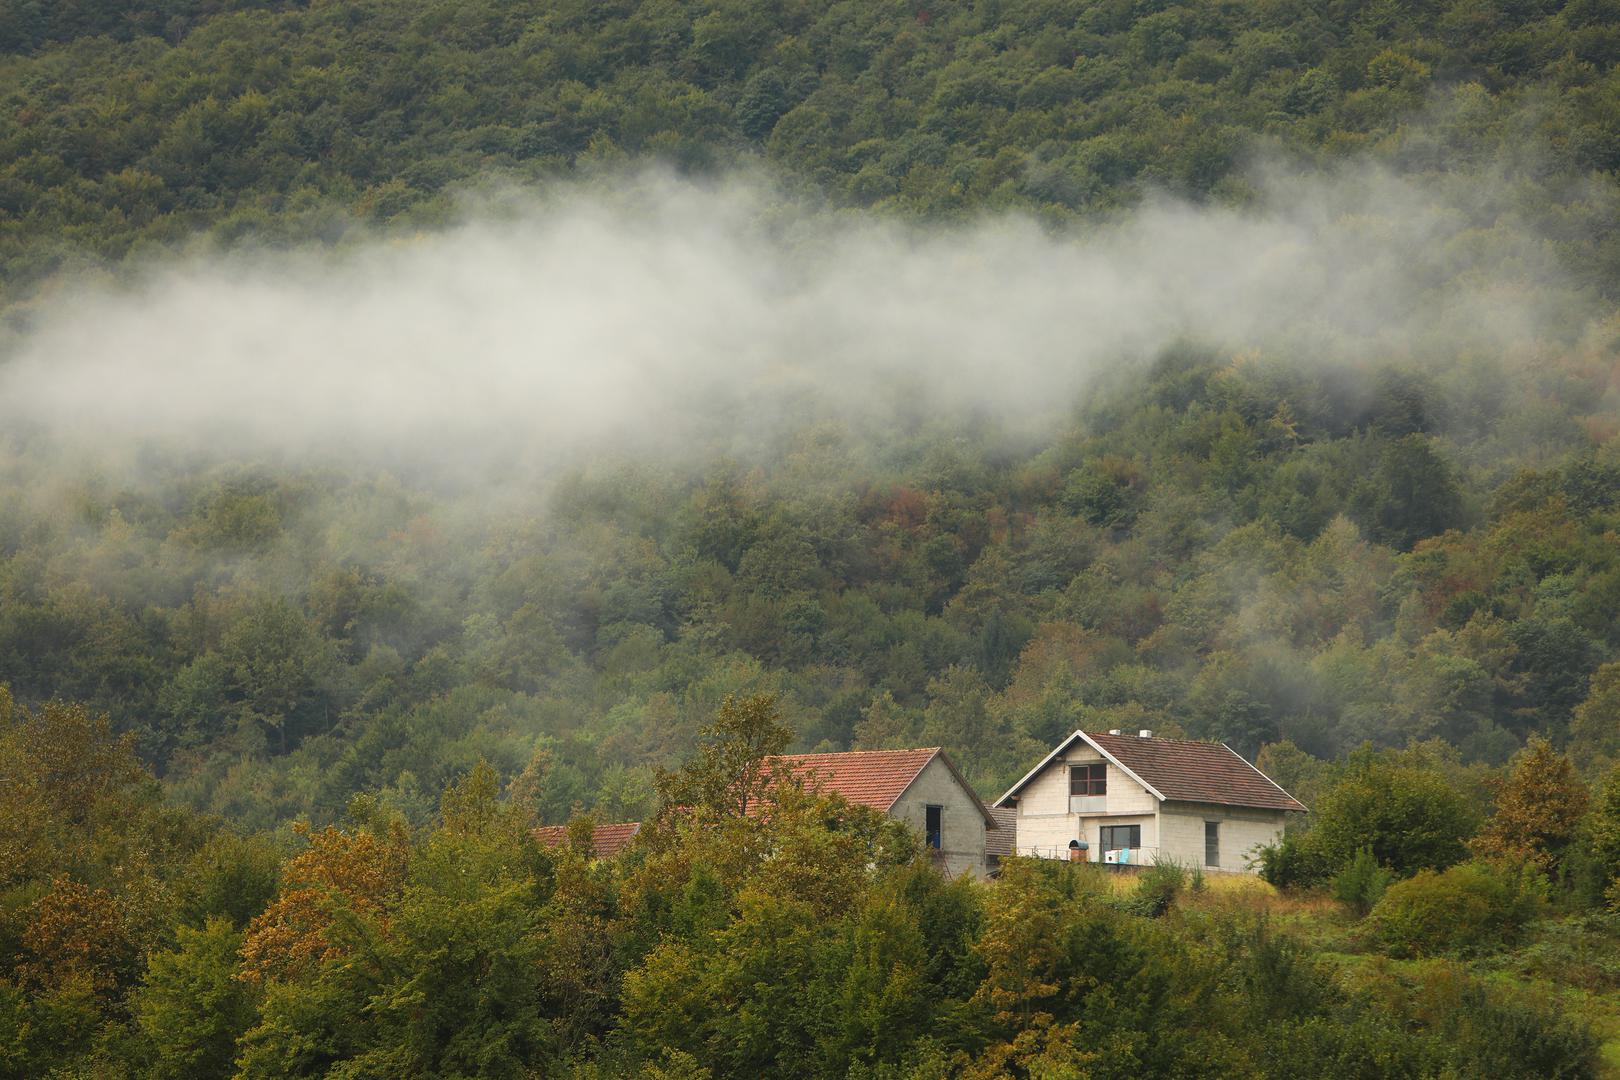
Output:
(993, 729), (1305, 873)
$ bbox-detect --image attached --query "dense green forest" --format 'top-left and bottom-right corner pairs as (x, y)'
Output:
(3, 0), (1620, 316)
(5, 0), (1620, 1074)
(5, 690), (1619, 1078)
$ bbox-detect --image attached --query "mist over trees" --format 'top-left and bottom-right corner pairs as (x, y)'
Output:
(2, 338), (1614, 829)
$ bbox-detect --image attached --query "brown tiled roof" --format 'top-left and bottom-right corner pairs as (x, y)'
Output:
(775, 747), (995, 824)
(777, 748), (941, 811)
(1085, 732), (1307, 812)
(534, 821), (641, 857)
(986, 806), (1017, 858)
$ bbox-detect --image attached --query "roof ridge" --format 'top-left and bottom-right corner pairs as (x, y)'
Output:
(779, 746), (941, 760)
(1086, 730), (1221, 746)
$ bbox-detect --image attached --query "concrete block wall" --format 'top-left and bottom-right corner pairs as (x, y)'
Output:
(1156, 802), (1285, 873)
(891, 756), (990, 877)
(1013, 739), (1158, 858)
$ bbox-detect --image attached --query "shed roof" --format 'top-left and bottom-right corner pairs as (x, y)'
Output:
(777, 747), (997, 826)
(995, 731), (1306, 813)
(986, 806), (1017, 859)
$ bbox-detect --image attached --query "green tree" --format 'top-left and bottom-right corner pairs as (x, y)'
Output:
(134, 917), (259, 1080)
(1292, 750), (1478, 880)
(1590, 764), (1620, 910)
(1352, 436), (1466, 550)
(1570, 660), (1620, 767)
(656, 693), (793, 819)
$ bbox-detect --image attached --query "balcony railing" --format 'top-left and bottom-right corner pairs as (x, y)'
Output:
(1019, 846), (1255, 873)
(1024, 845), (1162, 866)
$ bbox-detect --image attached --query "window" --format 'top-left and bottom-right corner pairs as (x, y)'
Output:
(925, 805), (942, 849)
(1069, 762), (1106, 797)
(1205, 821), (1220, 867)
(1099, 824), (1140, 851)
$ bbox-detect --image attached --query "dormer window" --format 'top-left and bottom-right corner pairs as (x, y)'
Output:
(1069, 762), (1106, 797)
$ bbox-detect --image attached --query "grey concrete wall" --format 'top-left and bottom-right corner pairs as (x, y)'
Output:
(891, 756), (991, 878)
(1157, 802), (1286, 873)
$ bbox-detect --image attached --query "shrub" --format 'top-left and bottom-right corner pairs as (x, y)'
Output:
(1306, 756), (1477, 878)
(1126, 862), (1185, 918)
(1366, 861), (1546, 957)
(1262, 752), (1477, 893)
(1258, 834), (1331, 890)
(1432, 977), (1601, 1079)
(1331, 847), (1394, 917)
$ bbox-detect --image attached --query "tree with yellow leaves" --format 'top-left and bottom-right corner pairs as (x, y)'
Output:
(1471, 736), (1589, 876)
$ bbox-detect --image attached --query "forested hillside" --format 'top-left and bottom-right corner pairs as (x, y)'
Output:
(4, 0), (1620, 314)
(4, 336), (1619, 831)
(4, 0), (1620, 1076)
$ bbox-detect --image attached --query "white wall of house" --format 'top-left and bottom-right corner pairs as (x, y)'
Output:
(1157, 802), (1286, 873)
(890, 755), (991, 877)
(1012, 745), (1158, 860)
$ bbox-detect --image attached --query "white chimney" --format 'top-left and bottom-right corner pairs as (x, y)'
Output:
(1107, 729), (1122, 736)
(1138, 729), (1154, 739)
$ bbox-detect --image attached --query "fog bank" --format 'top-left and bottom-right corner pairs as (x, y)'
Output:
(0, 166), (1589, 482)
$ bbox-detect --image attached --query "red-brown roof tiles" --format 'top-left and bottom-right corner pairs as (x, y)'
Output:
(776, 747), (943, 812)
(1084, 732), (1306, 812)
(774, 747), (998, 825)
(534, 821), (641, 858)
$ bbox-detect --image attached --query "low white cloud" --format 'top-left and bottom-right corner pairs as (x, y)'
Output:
(0, 165), (1588, 483)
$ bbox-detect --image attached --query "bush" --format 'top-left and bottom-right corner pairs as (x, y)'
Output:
(1331, 847), (1394, 917)
(1258, 834), (1331, 890)
(1366, 861), (1547, 957)
(1305, 757), (1477, 879)
(1126, 862), (1185, 918)
(1436, 978), (1601, 1079)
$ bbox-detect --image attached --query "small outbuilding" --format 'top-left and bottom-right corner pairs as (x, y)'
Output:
(781, 747), (1001, 877)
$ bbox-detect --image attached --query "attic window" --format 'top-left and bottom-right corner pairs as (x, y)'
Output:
(925, 805), (943, 849)
(1069, 762), (1106, 797)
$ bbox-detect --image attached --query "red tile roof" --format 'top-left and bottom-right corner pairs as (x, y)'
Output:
(534, 821), (641, 858)
(1085, 732), (1307, 812)
(986, 806), (1017, 859)
(777, 747), (941, 811)
(775, 747), (995, 824)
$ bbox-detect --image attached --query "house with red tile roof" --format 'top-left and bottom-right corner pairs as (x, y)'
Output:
(994, 730), (1305, 873)
(534, 821), (641, 859)
(532, 748), (1003, 874)
(779, 747), (1001, 877)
